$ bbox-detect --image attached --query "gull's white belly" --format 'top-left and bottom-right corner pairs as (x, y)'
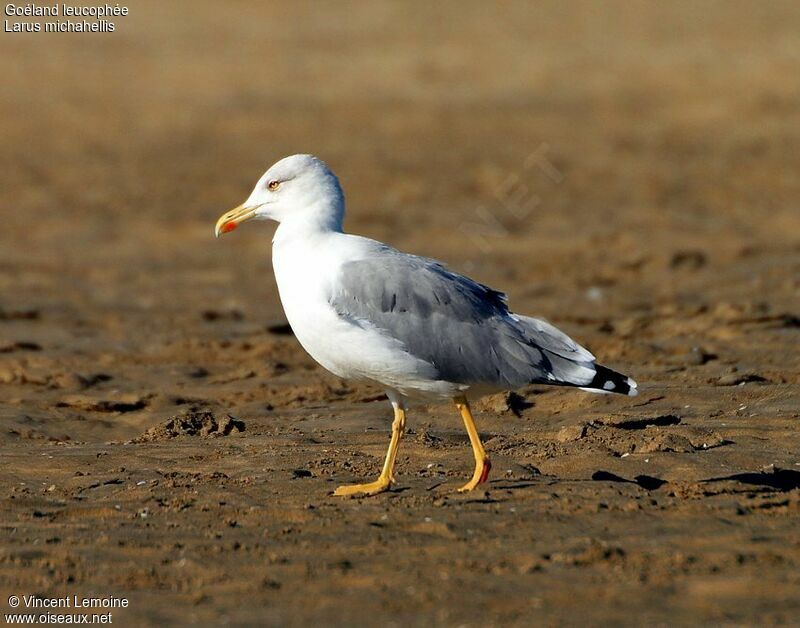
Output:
(271, 233), (458, 397)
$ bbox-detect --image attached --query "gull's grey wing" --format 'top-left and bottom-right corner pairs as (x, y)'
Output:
(329, 249), (596, 388)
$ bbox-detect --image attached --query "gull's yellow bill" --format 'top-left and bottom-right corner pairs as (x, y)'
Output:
(214, 204), (257, 237)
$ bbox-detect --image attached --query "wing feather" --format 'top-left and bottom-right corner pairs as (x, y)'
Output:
(329, 248), (596, 388)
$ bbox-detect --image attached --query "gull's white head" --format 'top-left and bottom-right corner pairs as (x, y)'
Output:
(215, 154), (344, 237)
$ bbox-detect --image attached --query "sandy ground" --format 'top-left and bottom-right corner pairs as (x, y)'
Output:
(1, 1), (800, 625)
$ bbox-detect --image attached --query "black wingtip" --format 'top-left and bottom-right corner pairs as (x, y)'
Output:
(587, 364), (638, 396)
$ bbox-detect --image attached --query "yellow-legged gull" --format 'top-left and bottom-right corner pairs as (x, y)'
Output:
(215, 155), (637, 496)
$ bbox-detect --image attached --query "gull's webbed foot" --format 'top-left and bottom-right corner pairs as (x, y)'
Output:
(333, 475), (392, 497)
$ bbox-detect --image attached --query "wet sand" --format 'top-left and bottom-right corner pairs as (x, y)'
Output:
(1, 2), (800, 625)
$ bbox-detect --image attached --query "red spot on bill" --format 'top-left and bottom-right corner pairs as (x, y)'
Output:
(221, 221), (237, 233)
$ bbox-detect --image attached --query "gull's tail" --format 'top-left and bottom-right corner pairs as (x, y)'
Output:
(579, 364), (638, 396)
(513, 315), (638, 397)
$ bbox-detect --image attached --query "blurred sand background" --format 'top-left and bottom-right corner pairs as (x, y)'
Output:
(1, 1), (799, 625)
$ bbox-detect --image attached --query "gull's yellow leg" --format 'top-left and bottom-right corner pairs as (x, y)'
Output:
(455, 396), (491, 492)
(334, 403), (406, 497)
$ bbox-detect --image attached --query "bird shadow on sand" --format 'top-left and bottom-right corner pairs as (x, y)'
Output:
(701, 469), (800, 492)
(591, 470), (668, 490)
(602, 414), (682, 430)
(590, 468), (800, 493)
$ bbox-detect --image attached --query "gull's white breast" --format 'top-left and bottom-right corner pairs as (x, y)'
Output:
(271, 231), (455, 397)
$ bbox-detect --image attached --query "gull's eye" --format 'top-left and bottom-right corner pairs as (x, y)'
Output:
(267, 180), (280, 191)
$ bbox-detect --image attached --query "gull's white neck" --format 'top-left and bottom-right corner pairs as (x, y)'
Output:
(272, 201), (344, 248)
